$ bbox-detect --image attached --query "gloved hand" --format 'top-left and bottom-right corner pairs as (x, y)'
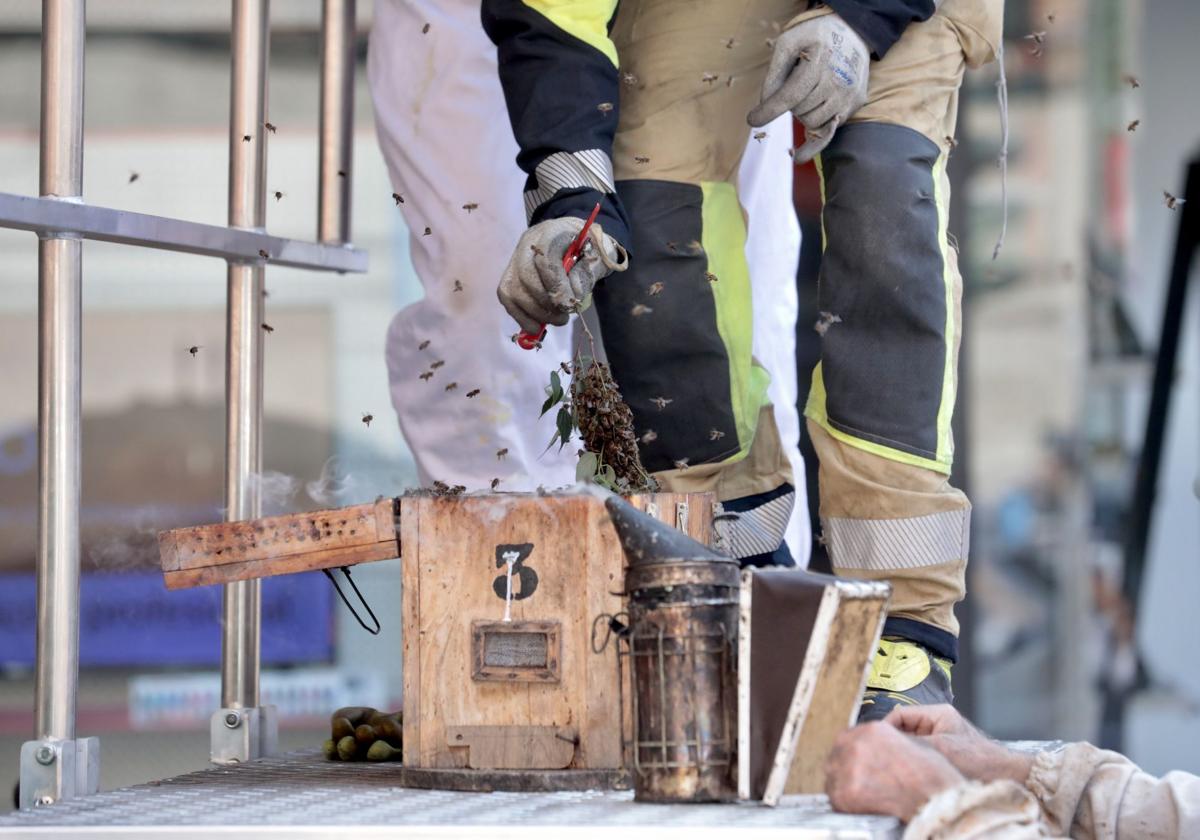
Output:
(747, 13), (870, 163)
(498, 216), (627, 335)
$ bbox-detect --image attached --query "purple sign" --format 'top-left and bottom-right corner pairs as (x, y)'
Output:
(0, 571), (333, 667)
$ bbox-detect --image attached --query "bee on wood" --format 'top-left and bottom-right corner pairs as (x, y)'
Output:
(261, 323), (275, 333)
(814, 311), (843, 335)
(726, 76), (735, 88)
(188, 345), (201, 356)
(640, 429), (658, 444)
(423, 226), (432, 236)
(462, 203), (478, 213)
(242, 134), (251, 142)
(724, 37), (737, 49)
(635, 156), (650, 165)
(393, 192), (404, 205)
(701, 72), (719, 85)
(431, 360), (445, 370)
(362, 413), (373, 427)
(258, 249), (269, 259)
(418, 339), (430, 350)
(445, 382), (457, 392)
(265, 122), (277, 134)
(419, 371), (434, 381)
(453, 280), (464, 293)
(650, 396), (673, 410)
(597, 102), (614, 115)
(1163, 191), (1186, 211)
(621, 71), (638, 86)
(128, 172), (139, 184)
(704, 271), (718, 283)
(709, 428), (725, 441)
(422, 22), (430, 33)
(673, 458), (689, 470)
(1127, 120), (1140, 132)
(753, 131), (767, 142)
(496, 448), (509, 460)
(274, 190), (284, 201)
(631, 304), (653, 316)
(491, 477), (501, 490)
(1124, 74), (1140, 89)
(466, 389), (480, 398)
(648, 282), (664, 296)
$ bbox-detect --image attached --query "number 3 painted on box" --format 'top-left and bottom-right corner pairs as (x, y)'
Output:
(492, 543), (538, 601)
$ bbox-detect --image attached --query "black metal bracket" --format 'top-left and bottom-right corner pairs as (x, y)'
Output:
(323, 566), (381, 635)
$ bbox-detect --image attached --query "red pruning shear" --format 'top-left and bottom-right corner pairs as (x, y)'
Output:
(516, 202), (603, 350)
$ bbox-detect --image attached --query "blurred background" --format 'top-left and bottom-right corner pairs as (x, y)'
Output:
(0, 0), (1197, 807)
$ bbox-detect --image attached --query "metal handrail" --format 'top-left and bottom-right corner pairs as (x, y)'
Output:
(10, 0), (364, 807)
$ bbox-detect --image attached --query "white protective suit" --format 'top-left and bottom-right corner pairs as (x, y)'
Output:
(368, 0), (810, 561)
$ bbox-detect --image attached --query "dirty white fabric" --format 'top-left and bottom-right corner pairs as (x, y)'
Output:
(368, 0), (809, 563)
(905, 742), (1200, 839)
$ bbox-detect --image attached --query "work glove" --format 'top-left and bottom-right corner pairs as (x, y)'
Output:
(498, 216), (627, 336)
(747, 12), (870, 163)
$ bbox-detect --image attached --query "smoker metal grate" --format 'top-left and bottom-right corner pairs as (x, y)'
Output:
(0, 750), (900, 838)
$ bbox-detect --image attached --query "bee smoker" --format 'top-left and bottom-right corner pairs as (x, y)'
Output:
(605, 496), (739, 802)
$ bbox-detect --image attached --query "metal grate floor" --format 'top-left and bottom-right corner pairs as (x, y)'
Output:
(0, 750), (899, 838)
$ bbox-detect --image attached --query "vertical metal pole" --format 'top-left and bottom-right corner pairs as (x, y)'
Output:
(213, 0), (276, 763)
(317, 0), (354, 244)
(21, 0), (100, 808)
(35, 0), (84, 746)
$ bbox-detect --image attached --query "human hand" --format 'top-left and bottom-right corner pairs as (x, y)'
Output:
(825, 721), (965, 822)
(497, 217), (625, 335)
(747, 12), (870, 162)
(885, 705), (1035, 784)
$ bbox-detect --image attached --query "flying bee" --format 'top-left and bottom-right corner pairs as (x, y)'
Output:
(1163, 191), (1186, 211)
(258, 249), (269, 259)
(673, 458), (690, 470)
(621, 71), (638, 86)
(631, 304), (653, 316)
(530, 244), (544, 257)
(453, 279), (464, 292)
(431, 360), (445, 369)
(559, 361), (572, 375)
(1025, 30), (1046, 57)
(1124, 74), (1140, 89)
(445, 382), (458, 392)
(188, 345), (201, 356)
(687, 240), (703, 252)
(704, 271), (718, 283)
(640, 429), (658, 444)
(422, 22), (430, 33)
(1047, 11), (1056, 23)
(666, 241), (677, 252)
(423, 226), (432, 236)
(753, 131), (767, 142)
(635, 156), (650, 164)
(814, 311), (843, 335)
(709, 428), (725, 441)
(462, 202), (478, 213)
(264, 122), (277, 134)
(491, 477), (501, 490)
(393, 192), (404, 205)
(1127, 120), (1140, 132)
(466, 389), (480, 398)
(261, 323), (275, 333)
(701, 72), (719, 85)
(128, 171), (139, 184)
(362, 413), (373, 427)
(419, 371), (434, 381)
(418, 339), (431, 350)
(648, 281), (664, 296)
(597, 102), (614, 115)
(724, 37), (736, 49)
(242, 134), (251, 142)
(496, 448), (509, 460)
(274, 190), (284, 201)
(650, 396), (673, 410)
(945, 135), (959, 149)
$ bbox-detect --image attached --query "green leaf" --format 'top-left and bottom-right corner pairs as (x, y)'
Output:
(575, 451), (599, 482)
(601, 464), (616, 484)
(556, 405), (573, 450)
(540, 370), (565, 417)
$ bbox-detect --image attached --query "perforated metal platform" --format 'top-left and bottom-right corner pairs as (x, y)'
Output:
(0, 750), (900, 838)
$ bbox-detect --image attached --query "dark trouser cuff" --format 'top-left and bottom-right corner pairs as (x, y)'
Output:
(883, 616), (959, 664)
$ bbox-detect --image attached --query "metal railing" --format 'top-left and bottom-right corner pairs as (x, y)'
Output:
(9, 0), (364, 808)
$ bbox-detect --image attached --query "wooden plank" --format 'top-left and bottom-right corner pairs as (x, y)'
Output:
(399, 495), (423, 768)
(158, 499), (398, 588)
(446, 725), (577, 770)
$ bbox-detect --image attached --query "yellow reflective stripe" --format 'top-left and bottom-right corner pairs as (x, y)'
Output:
(813, 153), (828, 251)
(931, 153), (956, 467)
(521, 0), (619, 67)
(701, 180), (770, 461)
(806, 363), (951, 474)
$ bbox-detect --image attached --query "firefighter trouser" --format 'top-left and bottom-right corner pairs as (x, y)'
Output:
(597, 0), (1002, 657)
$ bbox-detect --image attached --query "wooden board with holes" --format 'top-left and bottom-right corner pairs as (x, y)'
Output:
(401, 492), (712, 771)
(159, 499), (398, 589)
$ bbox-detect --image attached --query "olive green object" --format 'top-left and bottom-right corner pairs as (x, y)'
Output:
(336, 735), (360, 761)
(373, 717), (403, 747)
(354, 723), (378, 746)
(333, 706), (376, 728)
(366, 740), (402, 762)
(331, 716), (355, 741)
(322, 739), (337, 761)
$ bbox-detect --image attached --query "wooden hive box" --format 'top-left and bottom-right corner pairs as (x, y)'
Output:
(400, 492), (712, 772)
